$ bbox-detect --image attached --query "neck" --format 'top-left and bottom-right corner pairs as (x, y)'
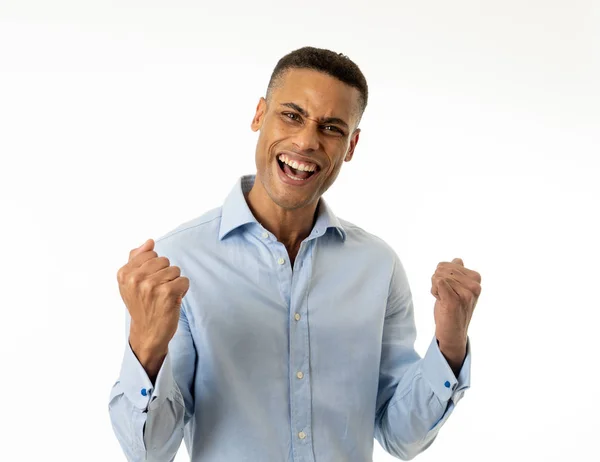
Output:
(245, 178), (318, 252)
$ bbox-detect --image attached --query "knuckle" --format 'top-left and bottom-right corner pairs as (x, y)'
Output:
(138, 279), (150, 291)
(126, 272), (141, 287)
(158, 256), (170, 266)
(139, 278), (154, 293)
(160, 279), (176, 294)
(116, 267), (125, 284)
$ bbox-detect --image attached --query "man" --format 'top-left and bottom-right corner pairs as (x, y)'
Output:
(108, 46), (481, 462)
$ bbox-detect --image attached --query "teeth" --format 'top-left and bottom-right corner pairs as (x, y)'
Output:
(284, 171), (306, 181)
(278, 154), (317, 172)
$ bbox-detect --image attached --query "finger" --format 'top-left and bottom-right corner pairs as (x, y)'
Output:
(431, 282), (440, 300)
(140, 256), (171, 274)
(129, 250), (158, 269)
(437, 262), (481, 284)
(432, 268), (464, 295)
(437, 259), (464, 269)
(436, 268), (481, 297)
(437, 278), (460, 305)
(443, 276), (471, 302)
(129, 239), (155, 263)
(432, 274), (462, 301)
(151, 264), (181, 285)
(443, 278), (479, 322)
(165, 276), (190, 303)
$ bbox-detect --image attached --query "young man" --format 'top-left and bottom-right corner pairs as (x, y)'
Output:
(109, 46), (481, 462)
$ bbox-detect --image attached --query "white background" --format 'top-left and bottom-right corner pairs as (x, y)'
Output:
(1, 1), (598, 461)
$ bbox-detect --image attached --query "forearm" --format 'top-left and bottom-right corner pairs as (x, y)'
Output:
(129, 334), (168, 385)
(438, 340), (467, 378)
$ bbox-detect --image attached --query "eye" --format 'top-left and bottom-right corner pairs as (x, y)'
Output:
(283, 112), (300, 121)
(323, 125), (344, 135)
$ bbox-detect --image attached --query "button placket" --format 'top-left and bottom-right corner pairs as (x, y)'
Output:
(288, 240), (315, 458)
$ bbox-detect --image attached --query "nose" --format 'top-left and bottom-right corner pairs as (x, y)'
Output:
(291, 121), (320, 152)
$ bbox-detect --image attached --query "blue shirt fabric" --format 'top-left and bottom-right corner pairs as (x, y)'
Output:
(108, 174), (471, 462)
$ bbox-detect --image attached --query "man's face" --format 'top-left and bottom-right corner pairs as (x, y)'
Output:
(250, 68), (361, 211)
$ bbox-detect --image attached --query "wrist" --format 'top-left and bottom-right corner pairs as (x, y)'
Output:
(435, 328), (467, 350)
(436, 338), (467, 376)
(129, 332), (168, 380)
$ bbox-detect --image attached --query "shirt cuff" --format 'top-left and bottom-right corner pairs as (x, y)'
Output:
(420, 334), (472, 405)
(118, 337), (175, 411)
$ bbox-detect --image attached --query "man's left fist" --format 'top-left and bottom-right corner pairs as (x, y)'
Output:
(431, 258), (482, 350)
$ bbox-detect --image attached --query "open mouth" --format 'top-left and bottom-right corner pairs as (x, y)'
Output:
(276, 154), (319, 182)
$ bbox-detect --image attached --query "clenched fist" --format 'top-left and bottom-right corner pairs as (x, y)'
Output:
(431, 257), (481, 375)
(116, 238), (189, 378)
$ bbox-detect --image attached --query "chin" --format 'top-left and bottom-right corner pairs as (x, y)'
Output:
(271, 182), (317, 211)
(268, 188), (308, 211)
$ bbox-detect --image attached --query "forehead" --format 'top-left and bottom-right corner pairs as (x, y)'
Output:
(271, 68), (360, 120)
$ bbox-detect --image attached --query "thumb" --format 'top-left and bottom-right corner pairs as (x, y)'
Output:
(452, 257), (464, 266)
(175, 293), (184, 310)
(129, 238), (154, 261)
(437, 278), (453, 303)
(140, 238), (154, 249)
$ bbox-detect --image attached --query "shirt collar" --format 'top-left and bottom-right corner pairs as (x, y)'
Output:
(218, 174), (346, 242)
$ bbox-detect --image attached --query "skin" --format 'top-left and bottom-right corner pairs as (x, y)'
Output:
(246, 67), (361, 265)
(118, 67), (482, 382)
(431, 258), (482, 375)
(245, 67), (482, 373)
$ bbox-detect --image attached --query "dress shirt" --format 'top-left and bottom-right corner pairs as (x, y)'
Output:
(108, 174), (471, 462)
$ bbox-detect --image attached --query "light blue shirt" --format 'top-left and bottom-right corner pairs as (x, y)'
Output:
(108, 174), (471, 462)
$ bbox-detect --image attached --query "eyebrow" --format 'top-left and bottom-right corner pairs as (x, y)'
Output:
(279, 102), (349, 130)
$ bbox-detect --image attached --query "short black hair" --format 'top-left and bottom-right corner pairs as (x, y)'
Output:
(266, 46), (369, 128)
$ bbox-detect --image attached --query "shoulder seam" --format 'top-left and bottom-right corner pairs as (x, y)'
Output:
(156, 213), (222, 244)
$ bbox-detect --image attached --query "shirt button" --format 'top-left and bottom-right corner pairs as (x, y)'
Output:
(296, 371), (304, 379)
(298, 431), (306, 439)
(294, 313), (301, 321)
(444, 381), (451, 388)
(277, 257), (285, 265)
(140, 388), (148, 396)
(261, 232), (269, 239)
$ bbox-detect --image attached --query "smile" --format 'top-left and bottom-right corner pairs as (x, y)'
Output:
(276, 153), (320, 184)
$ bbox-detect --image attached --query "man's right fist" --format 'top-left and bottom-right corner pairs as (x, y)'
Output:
(117, 238), (190, 363)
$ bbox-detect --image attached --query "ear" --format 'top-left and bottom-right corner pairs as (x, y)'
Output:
(251, 97), (267, 132)
(344, 128), (360, 162)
